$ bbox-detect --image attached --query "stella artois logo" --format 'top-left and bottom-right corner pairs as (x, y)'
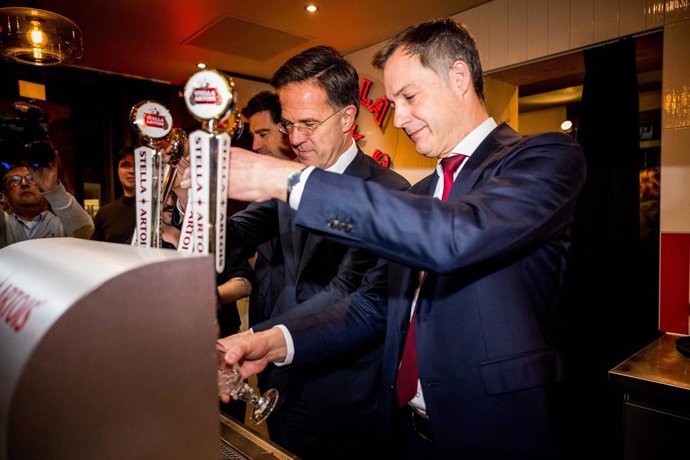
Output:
(129, 100), (172, 140)
(184, 69), (236, 122)
(143, 111), (169, 130)
(189, 82), (222, 105)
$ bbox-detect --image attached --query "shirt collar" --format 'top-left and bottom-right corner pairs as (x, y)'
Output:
(436, 117), (497, 176)
(13, 210), (48, 237)
(325, 138), (357, 174)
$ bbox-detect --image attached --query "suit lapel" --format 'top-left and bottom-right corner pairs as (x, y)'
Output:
(447, 123), (522, 201)
(277, 202), (301, 282)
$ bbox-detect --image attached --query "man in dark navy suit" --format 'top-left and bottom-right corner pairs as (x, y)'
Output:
(217, 19), (585, 460)
(222, 46), (409, 459)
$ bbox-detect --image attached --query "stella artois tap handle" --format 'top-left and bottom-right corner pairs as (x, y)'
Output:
(129, 101), (173, 248)
(180, 69), (236, 274)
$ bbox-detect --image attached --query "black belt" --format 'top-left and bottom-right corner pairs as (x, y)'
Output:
(409, 407), (434, 443)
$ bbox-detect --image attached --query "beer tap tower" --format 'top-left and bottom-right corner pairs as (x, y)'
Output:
(179, 70), (236, 274)
(129, 100), (173, 248)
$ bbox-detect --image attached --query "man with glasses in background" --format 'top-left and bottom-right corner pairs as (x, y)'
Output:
(222, 46), (409, 459)
(0, 148), (94, 249)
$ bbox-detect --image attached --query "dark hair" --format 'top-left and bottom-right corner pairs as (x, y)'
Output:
(116, 146), (134, 163)
(271, 45), (359, 116)
(241, 91), (282, 123)
(372, 18), (484, 101)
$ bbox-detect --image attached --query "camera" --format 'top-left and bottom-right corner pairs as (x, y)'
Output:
(1, 102), (54, 171)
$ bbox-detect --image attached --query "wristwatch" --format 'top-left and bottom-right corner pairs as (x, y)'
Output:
(287, 167), (306, 199)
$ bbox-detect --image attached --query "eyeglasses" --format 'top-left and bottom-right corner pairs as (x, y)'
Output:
(4, 174), (35, 188)
(277, 107), (345, 136)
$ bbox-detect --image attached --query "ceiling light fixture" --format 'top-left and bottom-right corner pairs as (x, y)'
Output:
(305, 4), (319, 13)
(0, 7), (84, 66)
(560, 120), (573, 133)
(197, 62), (207, 69)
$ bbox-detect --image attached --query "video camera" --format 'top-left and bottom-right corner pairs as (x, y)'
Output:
(1, 101), (55, 172)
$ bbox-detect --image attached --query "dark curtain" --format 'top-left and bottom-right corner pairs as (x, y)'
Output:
(560, 38), (661, 458)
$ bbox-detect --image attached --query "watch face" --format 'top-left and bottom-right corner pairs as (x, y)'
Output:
(129, 101), (173, 141)
(184, 69), (236, 122)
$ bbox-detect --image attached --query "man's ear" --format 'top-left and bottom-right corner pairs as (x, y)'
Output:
(448, 59), (472, 96)
(340, 105), (357, 133)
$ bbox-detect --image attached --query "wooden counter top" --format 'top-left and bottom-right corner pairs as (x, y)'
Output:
(609, 333), (690, 394)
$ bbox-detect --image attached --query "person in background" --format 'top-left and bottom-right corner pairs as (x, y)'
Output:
(91, 147), (136, 243)
(239, 91), (295, 328)
(1, 145), (94, 249)
(241, 91), (297, 162)
(221, 46), (410, 459)
(216, 18), (586, 460)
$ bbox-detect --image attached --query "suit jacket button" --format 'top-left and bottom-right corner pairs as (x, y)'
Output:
(344, 223), (353, 233)
(327, 219), (340, 229)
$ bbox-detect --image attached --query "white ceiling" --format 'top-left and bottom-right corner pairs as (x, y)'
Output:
(26, 0), (489, 83)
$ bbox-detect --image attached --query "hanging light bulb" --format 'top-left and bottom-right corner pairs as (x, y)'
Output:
(0, 7), (84, 66)
(27, 19), (47, 46)
(26, 19), (47, 61)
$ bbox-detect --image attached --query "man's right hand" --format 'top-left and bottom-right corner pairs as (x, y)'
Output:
(178, 147), (300, 203)
(227, 147), (302, 202)
(216, 328), (289, 382)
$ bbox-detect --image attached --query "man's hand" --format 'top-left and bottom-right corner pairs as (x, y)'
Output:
(31, 154), (60, 192)
(227, 147), (302, 202)
(178, 147), (301, 202)
(216, 328), (288, 401)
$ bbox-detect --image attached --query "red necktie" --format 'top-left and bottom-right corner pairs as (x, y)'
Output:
(441, 154), (468, 201)
(396, 154), (467, 408)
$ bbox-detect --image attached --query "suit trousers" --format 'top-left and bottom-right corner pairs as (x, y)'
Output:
(390, 407), (442, 460)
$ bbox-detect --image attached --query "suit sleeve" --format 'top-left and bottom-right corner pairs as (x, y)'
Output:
(252, 168), (409, 332)
(226, 199), (280, 261)
(294, 134), (586, 274)
(279, 257), (390, 365)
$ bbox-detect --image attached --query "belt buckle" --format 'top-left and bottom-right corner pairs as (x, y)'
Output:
(410, 407), (433, 443)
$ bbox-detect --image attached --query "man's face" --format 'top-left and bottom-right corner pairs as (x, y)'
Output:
(278, 81), (352, 169)
(118, 153), (135, 195)
(248, 110), (294, 161)
(383, 48), (464, 158)
(3, 166), (45, 209)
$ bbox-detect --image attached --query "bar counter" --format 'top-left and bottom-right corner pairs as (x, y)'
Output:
(219, 415), (298, 459)
(608, 333), (690, 459)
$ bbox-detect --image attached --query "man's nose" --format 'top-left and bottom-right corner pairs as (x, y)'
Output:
(393, 106), (410, 129)
(289, 129), (308, 146)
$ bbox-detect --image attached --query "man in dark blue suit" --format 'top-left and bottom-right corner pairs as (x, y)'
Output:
(217, 19), (585, 459)
(223, 46), (410, 459)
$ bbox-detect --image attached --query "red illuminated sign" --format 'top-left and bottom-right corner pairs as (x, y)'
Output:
(359, 78), (390, 127)
(357, 78), (392, 168)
